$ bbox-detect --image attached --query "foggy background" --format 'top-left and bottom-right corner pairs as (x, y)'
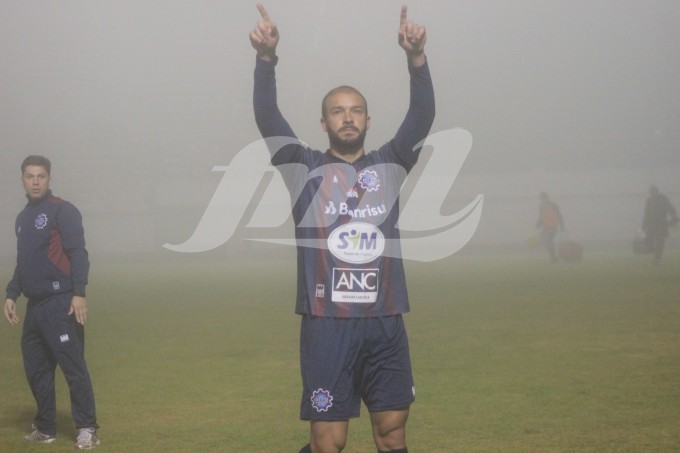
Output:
(1, 0), (679, 263)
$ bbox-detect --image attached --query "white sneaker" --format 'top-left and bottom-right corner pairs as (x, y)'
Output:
(24, 428), (56, 443)
(76, 427), (100, 449)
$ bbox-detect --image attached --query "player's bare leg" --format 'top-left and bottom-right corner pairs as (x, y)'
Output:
(307, 420), (348, 453)
(370, 409), (409, 452)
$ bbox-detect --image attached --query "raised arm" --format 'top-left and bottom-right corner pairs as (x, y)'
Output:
(389, 6), (435, 167)
(398, 5), (427, 67)
(251, 3), (309, 171)
(249, 3), (279, 62)
(251, 4), (290, 138)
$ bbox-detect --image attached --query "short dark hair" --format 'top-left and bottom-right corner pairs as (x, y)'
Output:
(321, 85), (368, 119)
(21, 155), (51, 175)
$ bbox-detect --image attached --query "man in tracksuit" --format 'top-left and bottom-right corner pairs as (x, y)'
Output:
(3, 155), (100, 449)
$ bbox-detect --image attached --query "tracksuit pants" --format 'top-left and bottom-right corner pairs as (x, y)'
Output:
(21, 292), (98, 436)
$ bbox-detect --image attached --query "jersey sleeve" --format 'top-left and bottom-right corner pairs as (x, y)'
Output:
(384, 60), (436, 170)
(57, 202), (90, 297)
(253, 56), (295, 139)
(5, 216), (22, 301)
(253, 56), (313, 167)
(5, 264), (22, 301)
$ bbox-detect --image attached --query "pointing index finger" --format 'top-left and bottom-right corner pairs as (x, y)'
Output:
(257, 3), (271, 22)
(400, 5), (407, 27)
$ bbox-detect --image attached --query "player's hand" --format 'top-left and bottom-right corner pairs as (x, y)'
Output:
(69, 296), (88, 325)
(250, 3), (279, 61)
(4, 298), (19, 326)
(398, 5), (426, 66)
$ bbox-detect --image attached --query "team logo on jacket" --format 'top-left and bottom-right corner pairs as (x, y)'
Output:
(358, 169), (380, 192)
(311, 388), (333, 412)
(328, 222), (385, 264)
(35, 213), (48, 230)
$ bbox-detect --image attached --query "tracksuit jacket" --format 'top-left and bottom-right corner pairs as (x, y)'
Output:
(6, 190), (89, 301)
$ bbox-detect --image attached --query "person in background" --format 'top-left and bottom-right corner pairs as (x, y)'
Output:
(536, 191), (564, 263)
(642, 185), (678, 265)
(3, 155), (100, 449)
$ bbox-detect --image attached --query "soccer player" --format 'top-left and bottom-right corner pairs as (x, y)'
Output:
(536, 191), (564, 263)
(3, 155), (100, 449)
(642, 185), (678, 265)
(250, 4), (434, 452)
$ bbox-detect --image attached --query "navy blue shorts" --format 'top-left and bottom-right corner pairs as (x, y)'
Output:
(299, 315), (414, 421)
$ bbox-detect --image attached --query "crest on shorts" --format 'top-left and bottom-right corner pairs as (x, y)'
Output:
(358, 169), (380, 192)
(311, 388), (333, 412)
(35, 213), (48, 230)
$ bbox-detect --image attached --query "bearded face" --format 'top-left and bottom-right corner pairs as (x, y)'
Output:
(321, 90), (370, 156)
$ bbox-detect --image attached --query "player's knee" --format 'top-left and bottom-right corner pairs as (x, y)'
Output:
(299, 442), (347, 453)
(374, 433), (406, 452)
(310, 420), (348, 453)
(372, 415), (407, 451)
(309, 431), (347, 452)
(310, 439), (346, 453)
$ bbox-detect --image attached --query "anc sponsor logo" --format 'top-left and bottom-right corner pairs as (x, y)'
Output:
(332, 268), (378, 303)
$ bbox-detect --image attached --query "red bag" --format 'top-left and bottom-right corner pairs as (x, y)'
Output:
(559, 240), (583, 262)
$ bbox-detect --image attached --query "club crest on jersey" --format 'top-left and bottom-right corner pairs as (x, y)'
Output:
(358, 169), (380, 192)
(311, 388), (333, 412)
(35, 213), (48, 230)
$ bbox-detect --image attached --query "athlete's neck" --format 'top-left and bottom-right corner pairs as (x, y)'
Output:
(329, 148), (364, 164)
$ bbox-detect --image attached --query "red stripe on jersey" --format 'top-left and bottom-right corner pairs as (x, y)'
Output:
(49, 229), (71, 274)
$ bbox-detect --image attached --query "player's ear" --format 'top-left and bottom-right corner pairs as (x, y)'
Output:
(320, 117), (328, 132)
(366, 115), (371, 130)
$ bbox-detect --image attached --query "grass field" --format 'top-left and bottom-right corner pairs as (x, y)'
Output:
(1, 247), (679, 452)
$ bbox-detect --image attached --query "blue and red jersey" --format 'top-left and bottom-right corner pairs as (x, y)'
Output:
(6, 191), (89, 301)
(253, 57), (435, 317)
